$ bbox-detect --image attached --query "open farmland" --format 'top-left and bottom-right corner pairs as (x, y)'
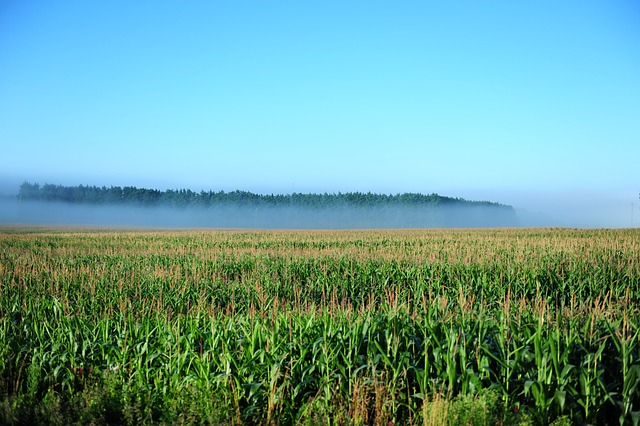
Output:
(1, 227), (639, 425)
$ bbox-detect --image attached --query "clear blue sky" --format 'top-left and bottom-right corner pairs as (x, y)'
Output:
(1, 1), (639, 226)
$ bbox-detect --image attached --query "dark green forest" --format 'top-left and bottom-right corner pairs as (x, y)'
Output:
(17, 182), (513, 211)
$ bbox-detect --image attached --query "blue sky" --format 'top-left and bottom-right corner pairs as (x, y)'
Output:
(1, 1), (639, 226)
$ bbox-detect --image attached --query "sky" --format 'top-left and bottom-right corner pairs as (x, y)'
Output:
(1, 1), (639, 227)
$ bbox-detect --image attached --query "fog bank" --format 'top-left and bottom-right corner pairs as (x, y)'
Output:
(0, 198), (517, 229)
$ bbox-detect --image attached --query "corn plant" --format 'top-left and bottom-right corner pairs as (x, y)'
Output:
(1, 227), (639, 425)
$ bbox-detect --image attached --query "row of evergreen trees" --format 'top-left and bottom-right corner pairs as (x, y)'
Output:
(17, 182), (513, 211)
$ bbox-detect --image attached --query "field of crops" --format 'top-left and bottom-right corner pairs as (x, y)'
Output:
(1, 227), (639, 425)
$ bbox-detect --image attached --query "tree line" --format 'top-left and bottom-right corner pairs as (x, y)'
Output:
(17, 181), (514, 211)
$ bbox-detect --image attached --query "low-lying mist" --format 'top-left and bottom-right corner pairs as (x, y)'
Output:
(0, 198), (518, 229)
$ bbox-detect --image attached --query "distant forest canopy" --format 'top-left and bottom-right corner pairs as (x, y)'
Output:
(17, 182), (514, 211)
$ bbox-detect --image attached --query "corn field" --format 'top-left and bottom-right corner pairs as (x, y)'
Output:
(1, 227), (639, 425)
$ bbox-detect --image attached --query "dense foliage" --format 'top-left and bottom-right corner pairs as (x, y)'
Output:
(17, 182), (512, 210)
(1, 228), (639, 425)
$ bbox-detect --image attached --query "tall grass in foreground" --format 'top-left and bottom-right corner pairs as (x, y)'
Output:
(0, 228), (639, 425)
